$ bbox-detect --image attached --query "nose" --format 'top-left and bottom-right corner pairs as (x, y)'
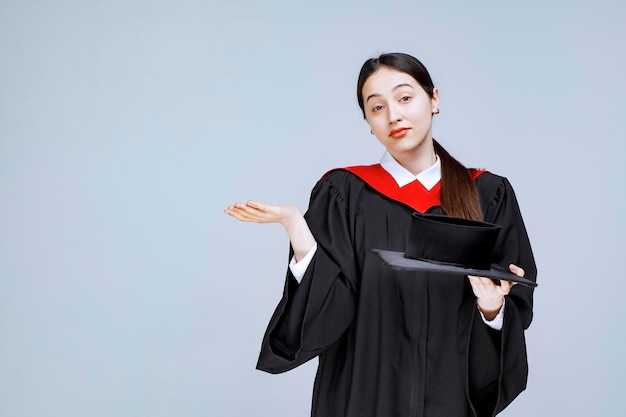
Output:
(387, 103), (401, 124)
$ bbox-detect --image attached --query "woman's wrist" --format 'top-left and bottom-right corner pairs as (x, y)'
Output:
(282, 210), (316, 262)
(476, 297), (504, 321)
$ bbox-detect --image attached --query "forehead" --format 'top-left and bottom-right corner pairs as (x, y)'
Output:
(362, 67), (420, 96)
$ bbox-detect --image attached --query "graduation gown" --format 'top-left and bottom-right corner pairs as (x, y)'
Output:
(256, 166), (537, 417)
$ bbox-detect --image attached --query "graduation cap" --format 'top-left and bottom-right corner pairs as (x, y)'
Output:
(370, 212), (537, 287)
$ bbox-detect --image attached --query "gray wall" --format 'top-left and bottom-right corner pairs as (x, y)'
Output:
(1, 0), (624, 416)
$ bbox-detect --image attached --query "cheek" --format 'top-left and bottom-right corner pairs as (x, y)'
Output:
(408, 105), (434, 125)
(368, 115), (387, 130)
(370, 122), (387, 137)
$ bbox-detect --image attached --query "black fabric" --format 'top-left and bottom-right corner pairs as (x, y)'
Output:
(256, 170), (537, 417)
(371, 248), (537, 287)
(405, 213), (501, 270)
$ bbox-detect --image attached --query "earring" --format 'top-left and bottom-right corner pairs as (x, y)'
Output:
(433, 107), (440, 114)
(370, 130), (374, 135)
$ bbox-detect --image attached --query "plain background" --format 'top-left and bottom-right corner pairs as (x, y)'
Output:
(1, 0), (624, 416)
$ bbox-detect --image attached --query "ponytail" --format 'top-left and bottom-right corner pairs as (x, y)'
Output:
(434, 139), (484, 221)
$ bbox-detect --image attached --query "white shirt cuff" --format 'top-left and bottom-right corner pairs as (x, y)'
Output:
(479, 298), (506, 331)
(288, 243), (318, 283)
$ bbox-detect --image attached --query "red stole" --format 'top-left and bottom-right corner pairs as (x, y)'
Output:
(326, 164), (486, 213)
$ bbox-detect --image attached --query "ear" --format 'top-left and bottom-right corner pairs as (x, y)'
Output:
(431, 88), (440, 114)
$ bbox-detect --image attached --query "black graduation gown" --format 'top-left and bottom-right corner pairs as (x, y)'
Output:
(256, 168), (537, 417)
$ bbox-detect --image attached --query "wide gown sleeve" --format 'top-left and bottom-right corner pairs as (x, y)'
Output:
(469, 174), (538, 416)
(256, 174), (358, 374)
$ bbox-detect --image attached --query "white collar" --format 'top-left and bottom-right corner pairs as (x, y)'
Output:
(379, 151), (441, 190)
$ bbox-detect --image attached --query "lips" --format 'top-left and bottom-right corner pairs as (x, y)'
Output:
(390, 128), (410, 139)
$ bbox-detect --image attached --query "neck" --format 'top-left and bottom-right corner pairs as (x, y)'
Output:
(389, 140), (437, 176)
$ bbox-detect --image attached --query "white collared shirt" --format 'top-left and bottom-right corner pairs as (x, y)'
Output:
(379, 151), (441, 190)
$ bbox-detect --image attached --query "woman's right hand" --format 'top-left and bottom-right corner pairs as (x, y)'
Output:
(225, 201), (316, 262)
(224, 200), (301, 228)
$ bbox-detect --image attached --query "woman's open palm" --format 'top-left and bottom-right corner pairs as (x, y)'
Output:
(225, 200), (300, 227)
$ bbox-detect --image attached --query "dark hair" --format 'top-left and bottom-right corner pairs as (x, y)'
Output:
(356, 53), (484, 221)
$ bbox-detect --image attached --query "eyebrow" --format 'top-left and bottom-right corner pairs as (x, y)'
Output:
(365, 83), (415, 103)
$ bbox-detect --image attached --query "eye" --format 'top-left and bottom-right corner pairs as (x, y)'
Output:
(372, 105), (384, 112)
(400, 95), (411, 103)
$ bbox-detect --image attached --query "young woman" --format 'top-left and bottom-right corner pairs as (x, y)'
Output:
(225, 53), (537, 417)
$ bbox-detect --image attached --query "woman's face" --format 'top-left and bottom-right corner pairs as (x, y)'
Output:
(361, 67), (439, 159)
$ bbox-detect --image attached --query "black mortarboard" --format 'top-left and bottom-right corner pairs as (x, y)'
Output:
(371, 212), (537, 287)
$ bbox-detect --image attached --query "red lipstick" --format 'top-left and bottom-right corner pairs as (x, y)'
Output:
(390, 128), (410, 139)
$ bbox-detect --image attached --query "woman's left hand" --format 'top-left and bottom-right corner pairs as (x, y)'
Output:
(468, 264), (525, 321)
